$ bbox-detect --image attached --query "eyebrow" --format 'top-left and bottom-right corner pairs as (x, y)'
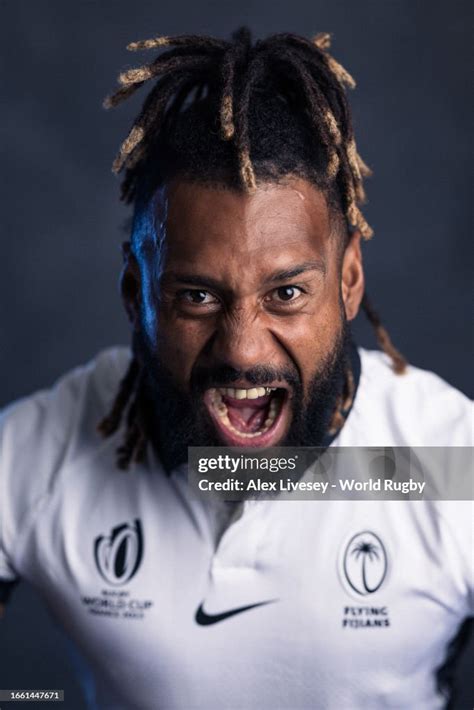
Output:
(265, 260), (326, 282)
(162, 260), (326, 292)
(161, 273), (229, 292)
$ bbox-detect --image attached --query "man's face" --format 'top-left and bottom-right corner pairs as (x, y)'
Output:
(124, 177), (364, 458)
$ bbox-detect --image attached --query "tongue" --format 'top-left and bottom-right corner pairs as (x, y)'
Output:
(226, 404), (268, 433)
(236, 405), (261, 423)
(222, 395), (271, 433)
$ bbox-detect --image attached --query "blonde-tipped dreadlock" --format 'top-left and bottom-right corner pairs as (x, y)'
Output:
(361, 294), (407, 374)
(104, 27), (373, 232)
(101, 27), (407, 468)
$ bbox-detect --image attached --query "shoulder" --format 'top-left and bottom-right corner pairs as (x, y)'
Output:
(0, 346), (131, 463)
(432, 499), (474, 614)
(0, 347), (132, 570)
(346, 348), (472, 446)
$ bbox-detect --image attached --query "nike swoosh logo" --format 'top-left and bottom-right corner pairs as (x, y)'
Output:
(195, 599), (277, 626)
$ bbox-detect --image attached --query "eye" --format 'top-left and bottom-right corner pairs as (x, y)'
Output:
(267, 285), (304, 303)
(178, 289), (219, 305)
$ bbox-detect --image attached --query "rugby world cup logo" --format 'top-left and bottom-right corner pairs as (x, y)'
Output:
(341, 531), (387, 596)
(94, 519), (143, 586)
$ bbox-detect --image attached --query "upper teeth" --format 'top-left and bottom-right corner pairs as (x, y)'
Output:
(209, 386), (277, 400)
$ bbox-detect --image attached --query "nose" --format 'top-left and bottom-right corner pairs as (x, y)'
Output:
(210, 309), (276, 372)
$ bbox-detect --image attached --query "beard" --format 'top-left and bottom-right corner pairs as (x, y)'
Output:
(134, 317), (354, 472)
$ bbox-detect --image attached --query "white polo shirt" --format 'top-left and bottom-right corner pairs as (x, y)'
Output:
(0, 347), (472, 709)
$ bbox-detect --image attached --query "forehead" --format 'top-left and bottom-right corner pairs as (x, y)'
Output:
(155, 178), (338, 277)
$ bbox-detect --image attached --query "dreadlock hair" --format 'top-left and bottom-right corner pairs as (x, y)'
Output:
(99, 27), (407, 468)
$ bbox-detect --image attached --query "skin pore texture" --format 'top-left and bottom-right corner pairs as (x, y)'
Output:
(122, 177), (365, 469)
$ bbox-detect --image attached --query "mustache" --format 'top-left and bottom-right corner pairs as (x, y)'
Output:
(190, 363), (301, 393)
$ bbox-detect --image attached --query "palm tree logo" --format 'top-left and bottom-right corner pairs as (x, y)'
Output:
(351, 540), (380, 592)
(342, 531), (387, 595)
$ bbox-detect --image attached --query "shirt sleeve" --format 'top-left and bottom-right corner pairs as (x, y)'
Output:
(0, 347), (131, 593)
(0, 370), (85, 586)
(436, 499), (474, 619)
(0, 409), (20, 582)
(0, 390), (53, 584)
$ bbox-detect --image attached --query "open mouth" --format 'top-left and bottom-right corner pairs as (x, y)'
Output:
(204, 385), (291, 447)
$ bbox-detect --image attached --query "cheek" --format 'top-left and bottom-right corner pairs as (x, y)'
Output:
(154, 307), (213, 384)
(277, 289), (343, 382)
(138, 270), (208, 384)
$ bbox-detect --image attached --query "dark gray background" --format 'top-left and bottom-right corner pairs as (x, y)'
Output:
(0, 0), (472, 708)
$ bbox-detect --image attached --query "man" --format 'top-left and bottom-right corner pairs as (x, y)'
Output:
(0, 28), (472, 710)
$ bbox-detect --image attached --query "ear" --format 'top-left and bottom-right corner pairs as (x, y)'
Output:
(341, 230), (365, 321)
(120, 241), (141, 327)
